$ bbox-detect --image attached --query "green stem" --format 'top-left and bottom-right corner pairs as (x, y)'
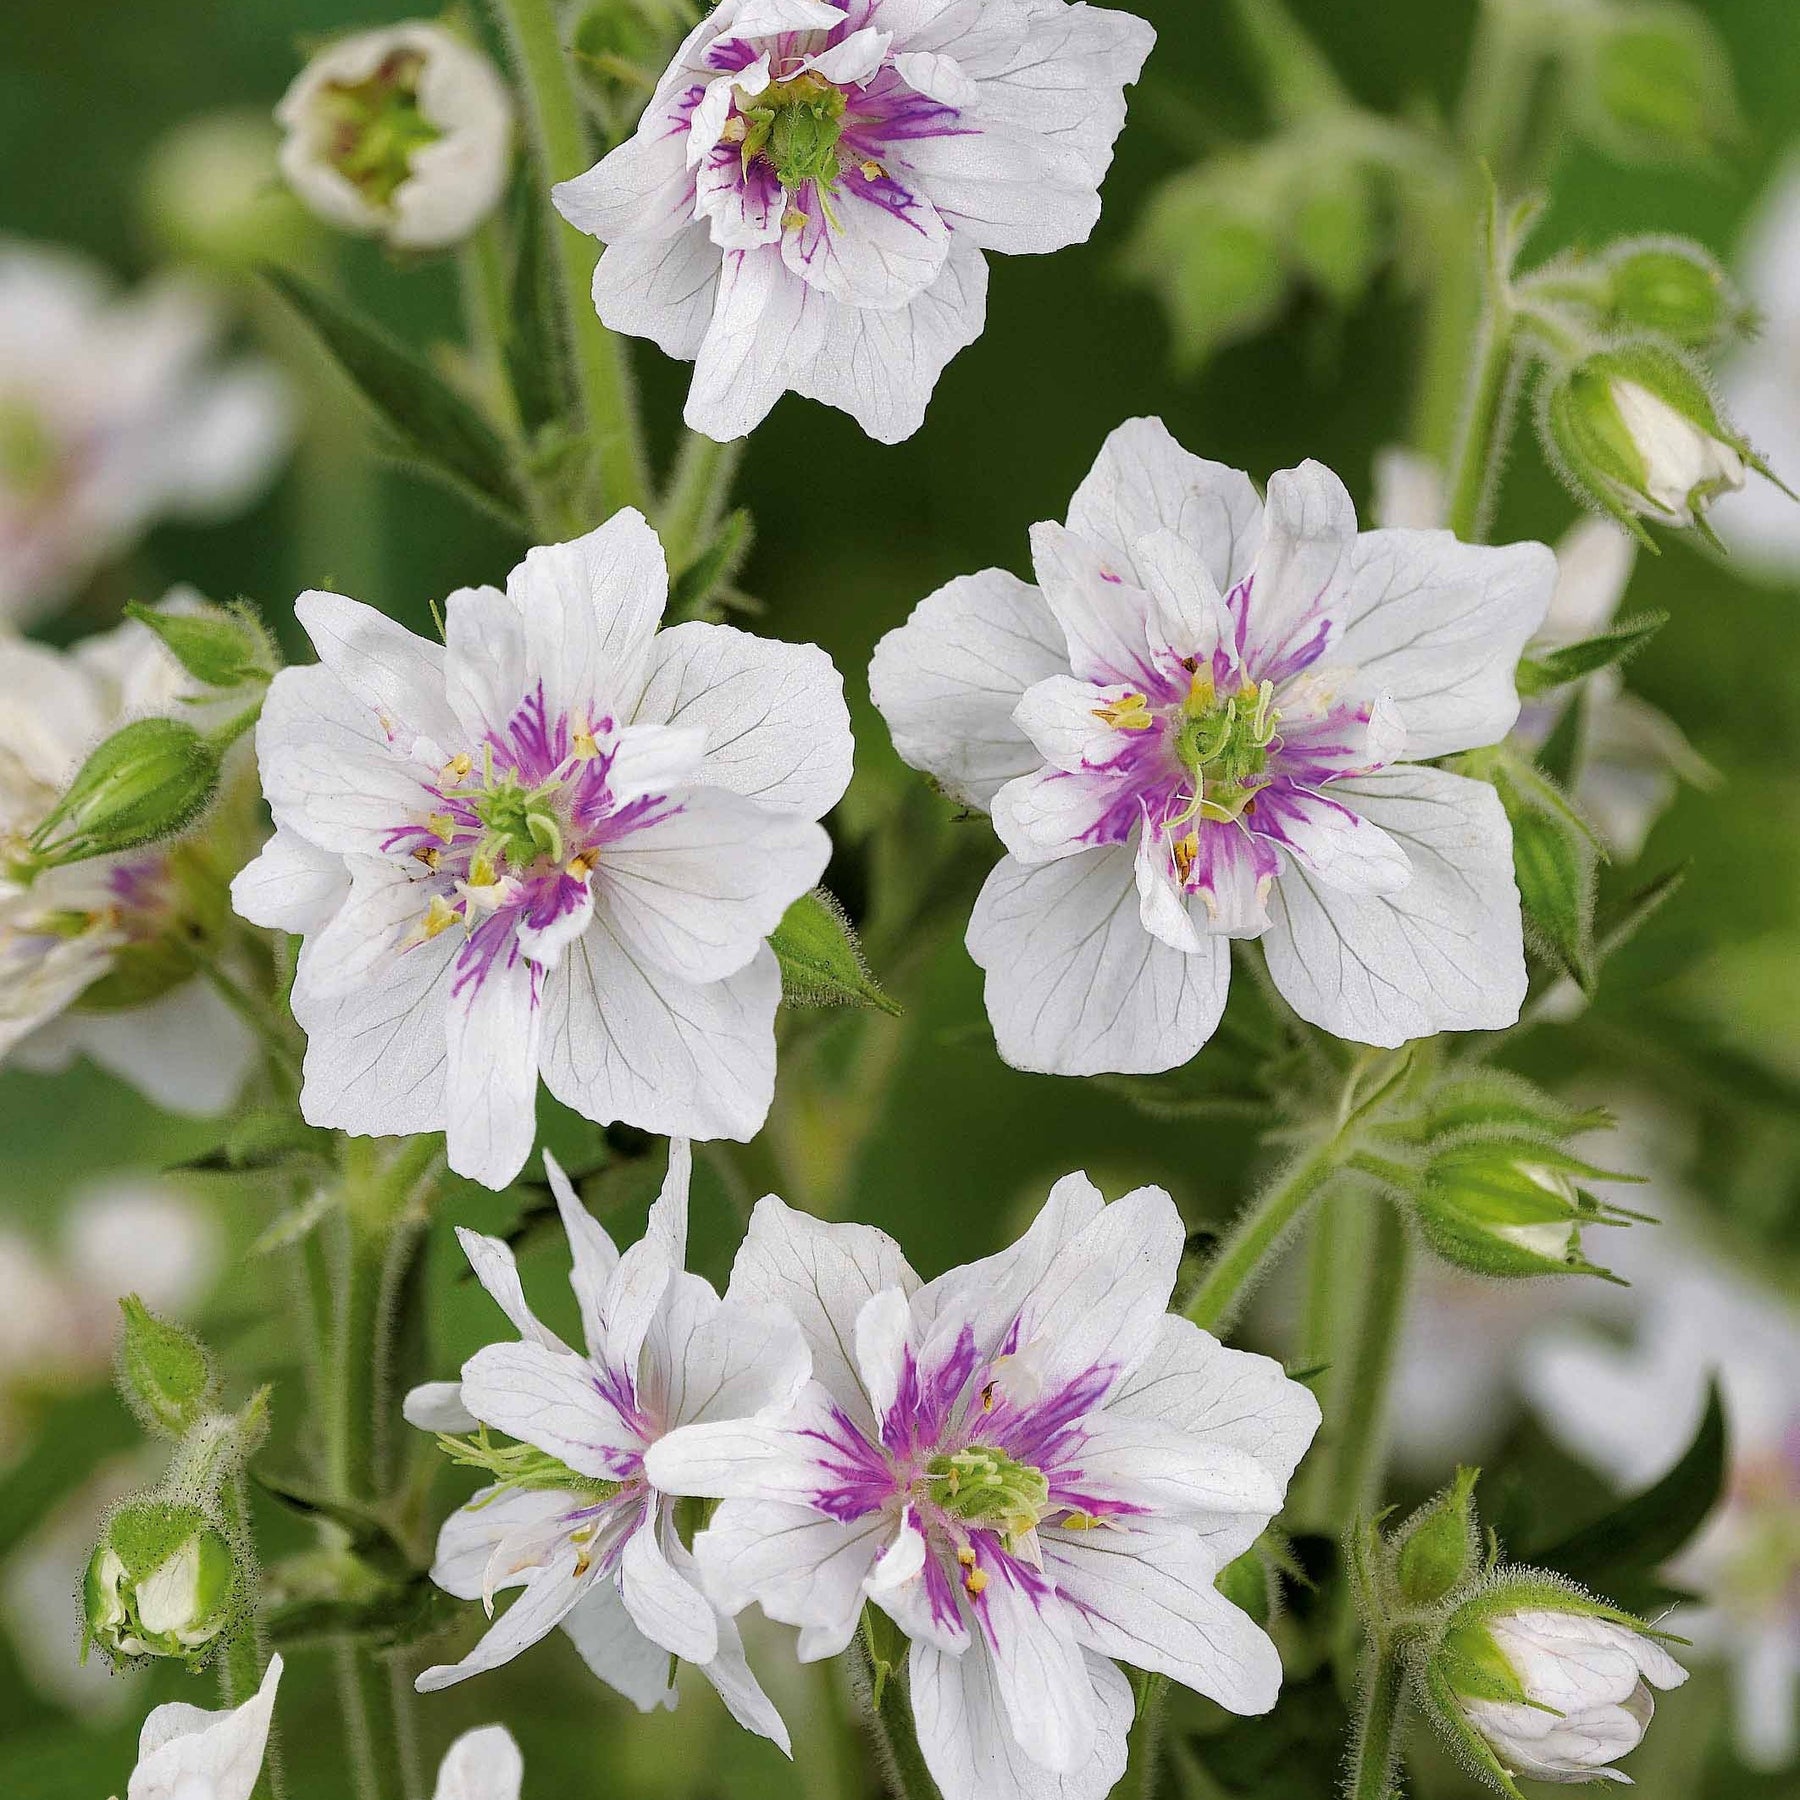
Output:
(1320, 1199), (1412, 1534)
(1346, 1645), (1406, 1800)
(658, 431), (742, 570)
(1443, 281), (1520, 543)
(216, 1470), (283, 1800)
(486, 0), (649, 515)
(459, 220), (522, 442)
(199, 956), (302, 1095)
(866, 1667), (942, 1800)
(1125, 1672), (1170, 1800)
(1182, 1137), (1344, 1333)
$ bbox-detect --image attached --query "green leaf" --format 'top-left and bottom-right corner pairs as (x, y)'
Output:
(254, 1472), (412, 1577)
(1595, 861), (1687, 966)
(264, 266), (527, 528)
(1517, 613), (1667, 695)
(1535, 680), (1586, 790)
(1530, 1380), (1727, 1614)
(670, 507), (755, 622)
(506, 172), (571, 435)
(770, 889), (900, 1015)
(860, 1602), (908, 1711)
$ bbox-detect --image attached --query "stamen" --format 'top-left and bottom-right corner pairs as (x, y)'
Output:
(428, 812), (456, 844)
(440, 752), (473, 785)
(418, 895), (459, 941)
(964, 1568), (988, 1596)
(1092, 692), (1154, 732)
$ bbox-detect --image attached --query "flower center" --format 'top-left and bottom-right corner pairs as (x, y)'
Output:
(319, 49), (442, 209)
(1171, 673), (1278, 818)
(923, 1445), (1050, 1548)
(732, 71), (848, 193)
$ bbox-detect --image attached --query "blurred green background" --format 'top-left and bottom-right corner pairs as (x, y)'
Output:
(3, 0), (1799, 1795)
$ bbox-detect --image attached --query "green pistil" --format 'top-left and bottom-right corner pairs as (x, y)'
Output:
(1174, 676), (1278, 822)
(437, 1427), (621, 1503)
(925, 1445), (1050, 1548)
(462, 769), (565, 874)
(739, 73), (848, 193)
(319, 50), (442, 209)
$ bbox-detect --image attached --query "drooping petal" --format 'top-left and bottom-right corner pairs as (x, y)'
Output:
(1046, 1522), (1282, 1714)
(559, 1576), (679, 1713)
(966, 848), (1229, 1075)
(403, 1381), (478, 1435)
(444, 922), (543, 1190)
(1066, 417), (1263, 598)
(1332, 530), (1556, 758)
(454, 1227), (571, 1354)
(544, 1151), (622, 1359)
(725, 1195), (918, 1423)
(696, 1584), (795, 1753)
(129, 1652), (282, 1800)
(630, 619), (854, 816)
(415, 1560), (591, 1692)
(458, 1341), (643, 1479)
(430, 1487), (585, 1603)
(539, 925), (780, 1143)
(619, 1513), (719, 1664)
(1261, 765), (1525, 1045)
(869, 568), (1068, 812)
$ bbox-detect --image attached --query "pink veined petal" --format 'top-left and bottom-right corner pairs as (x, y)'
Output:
(1184, 820), (1279, 939)
(780, 166), (951, 309)
(1250, 785), (1412, 897)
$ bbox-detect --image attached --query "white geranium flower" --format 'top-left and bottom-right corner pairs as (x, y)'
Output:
(1716, 151), (1800, 576)
(0, 244), (291, 629)
(1522, 1200), (1800, 1771)
(405, 1145), (803, 1751)
(118, 1652), (525, 1798)
(1446, 1604), (1687, 1787)
(644, 1173), (1320, 1800)
(1375, 448), (1709, 861)
(231, 509), (852, 1188)
(869, 418), (1554, 1075)
(0, 603), (257, 1114)
(276, 22), (514, 253)
(552, 0), (1156, 444)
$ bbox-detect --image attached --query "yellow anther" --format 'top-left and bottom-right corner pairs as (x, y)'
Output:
(412, 845), (441, 871)
(1172, 831), (1199, 883)
(419, 895), (459, 941)
(964, 1568), (988, 1596)
(1061, 1511), (1105, 1531)
(428, 812), (456, 844)
(440, 752), (473, 785)
(721, 115), (747, 144)
(469, 854), (497, 889)
(956, 1546), (977, 1568)
(572, 723), (600, 761)
(783, 206), (810, 231)
(860, 159), (883, 180)
(1092, 692), (1154, 733)
(566, 850), (598, 881)
(981, 1382), (996, 1413)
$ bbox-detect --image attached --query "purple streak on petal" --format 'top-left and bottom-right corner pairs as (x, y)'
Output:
(106, 855), (169, 916)
(490, 681), (566, 784)
(1271, 699), (1390, 786)
(707, 37), (761, 73)
(847, 70), (972, 147)
(1256, 616), (1335, 687)
(920, 1543), (964, 1636)
(521, 869), (591, 939)
(882, 1328), (981, 1459)
(989, 1365), (1118, 1470)
(966, 1542), (1058, 1648)
(803, 1406), (900, 1522)
(450, 910), (521, 1003)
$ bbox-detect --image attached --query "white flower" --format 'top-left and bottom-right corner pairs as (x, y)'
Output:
(0, 603), (257, 1114)
(1607, 378), (1747, 526)
(1448, 1605), (1687, 1786)
(1522, 1190), (1800, 1771)
(276, 22), (513, 253)
(1375, 448), (1708, 861)
(118, 1652), (525, 1798)
(644, 1173), (1320, 1800)
(552, 0), (1156, 444)
(869, 418), (1555, 1075)
(1716, 150), (1800, 576)
(231, 508), (852, 1188)
(0, 243), (291, 628)
(405, 1144), (802, 1751)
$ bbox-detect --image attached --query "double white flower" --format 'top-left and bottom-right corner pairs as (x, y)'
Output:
(870, 417), (1557, 1074)
(0, 243), (291, 628)
(405, 1145), (801, 1748)
(643, 1173), (1320, 1800)
(232, 509), (853, 1188)
(553, 0), (1155, 443)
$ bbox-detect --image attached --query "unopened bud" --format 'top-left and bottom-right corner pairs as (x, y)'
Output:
(84, 1500), (239, 1667)
(1577, 6), (1737, 166)
(1543, 346), (1753, 532)
(1414, 1138), (1639, 1280)
(28, 718), (226, 868)
(125, 599), (275, 691)
(117, 1295), (218, 1438)
(1392, 1466), (1481, 1609)
(1602, 240), (1741, 348)
(140, 110), (321, 274)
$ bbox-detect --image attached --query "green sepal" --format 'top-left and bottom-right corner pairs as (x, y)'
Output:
(770, 889), (900, 1015)
(861, 1600), (908, 1711)
(264, 265), (528, 530)
(1516, 612), (1666, 696)
(125, 599), (276, 690)
(1394, 1466), (1483, 1609)
(116, 1296), (218, 1439)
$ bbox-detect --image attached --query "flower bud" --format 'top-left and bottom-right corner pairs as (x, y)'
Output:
(1542, 346), (1750, 531)
(1575, 4), (1737, 166)
(140, 111), (322, 274)
(124, 598), (276, 691)
(27, 718), (225, 869)
(117, 1295), (219, 1438)
(276, 23), (514, 254)
(1602, 239), (1742, 348)
(84, 1499), (239, 1667)
(1429, 1589), (1687, 1789)
(1413, 1138), (1637, 1280)
(1392, 1466), (1481, 1609)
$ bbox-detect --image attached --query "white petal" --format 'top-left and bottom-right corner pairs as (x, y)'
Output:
(454, 1227), (570, 1354)
(643, 1288), (811, 1432)
(855, 1287), (915, 1424)
(559, 1576), (679, 1712)
(966, 848), (1229, 1076)
(230, 829), (349, 934)
(1047, 1524), (1282, 1714)
(687, 248), (826, 442)
(1256, 787), (1412, 896)
(620, 1515), (719, 1664)
(726, 1195), (917, 1421)
(910, 1636), (1131, 1800)
(130, 1653), (282, 1800)
(1066, 417), (1263, 596)
(544, 1151), (621, 1359)
(458, 1341), (641, 1480)
(869, 568), (1067, 812)
(1239, 462), (1356, 680)
(991, 764), (1132, 865)
(403, 1381), (478, 1434)
(1012, 675), (1146, 774)
(630, 620), (854, 817)
(444, 930), (543, 1191)
(892, 123), (1101, 258)
(298, 857), (438, 1001)
(1028, 520), (1161, 691)
(1335, 530), (1556, 758)
(443, 583), (526, 743)
(509, 511), (669, 725)
(1261, 766), (1526, 1046)
(552, 108), (695, 244)
(691, 1497), (887, 1648)
(977, 1558), (1096, 1773)
(1134, 528), (1232, 666)
(295, 590), (459, 755)
(416, 1561), (589, 1692)
(596, 789), (830, 984)
(539, 926), (779, 1142)
(782, 164), (950, 309)
(593, 225), (722, 363)
(1067, 1410), (1285, 1520)
(696, 1591), (794, 1752)
(1543, 517), (1636, 644)
(62, 978), (254, 1117)
(600, 1238), (674, 1388)
(432, 1725), (522, 1800)
(430, 1488), (579, 1602)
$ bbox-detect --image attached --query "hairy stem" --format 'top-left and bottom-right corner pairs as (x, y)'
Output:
(1125, 1672), (1170, 1800)
(459, 220), (522, 443)
(864, 1664), (942, 1800)
(659, 431), (742, 572)
(1346, 1643), (1407, 1800)
(217, 1470), (283, 1800)
(486, 0), (649, 514)
(1444, 280), (1520, 543)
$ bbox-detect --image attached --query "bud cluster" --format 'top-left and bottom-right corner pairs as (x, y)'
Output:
(1353, 1470), (1687, 1797)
